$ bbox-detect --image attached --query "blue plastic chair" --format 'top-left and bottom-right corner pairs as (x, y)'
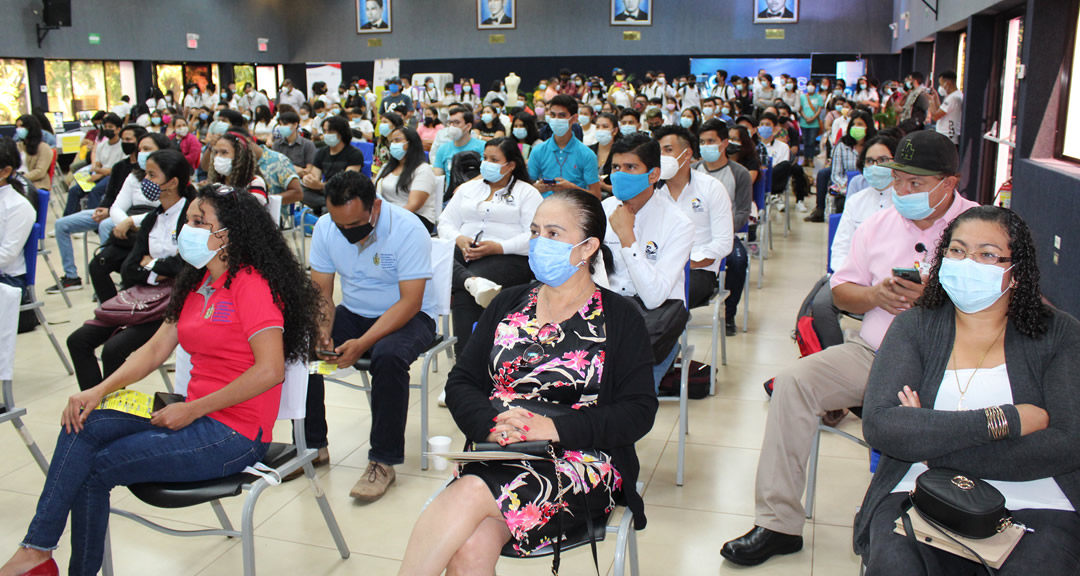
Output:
(827, 213), (842, 274)
(23, 190), (74, 374)
(750, 173), (766, 289)
(351, 140), (375, 178)
(657, 262), (695, 486)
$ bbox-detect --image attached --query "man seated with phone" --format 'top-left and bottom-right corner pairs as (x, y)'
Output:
(722, 131), (978, 567)
(528, 95), (602, 199)
(298, 171), (438, 502)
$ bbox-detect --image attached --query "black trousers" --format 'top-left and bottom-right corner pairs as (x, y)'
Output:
(450, 249), (534, 355)
(865, 492), (1080, 575)
(67, 320), (164, 391)
(810, 276), (845, 349)
(815, 166), (845, 213)
(88, 243), (132, 302)
(302, 188), (326, 215)
(687, 237), (749, 319)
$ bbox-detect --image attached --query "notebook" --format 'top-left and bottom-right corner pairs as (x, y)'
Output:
(894, 510), (1025, 569)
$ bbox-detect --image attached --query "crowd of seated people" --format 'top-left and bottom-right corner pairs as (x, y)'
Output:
(10, 60), (1073, 576)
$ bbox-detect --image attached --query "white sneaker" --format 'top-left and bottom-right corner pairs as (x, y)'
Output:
(796, 202), (808, 213)
(464, 277), (502, 308)
(776, 199), (785, 213)
(438, 388), (447, 407)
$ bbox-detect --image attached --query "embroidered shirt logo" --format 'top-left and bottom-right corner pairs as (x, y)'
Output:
(209, 301), (235, 323)
(691, 198), (704, 212)
(645, 241), (659, 261)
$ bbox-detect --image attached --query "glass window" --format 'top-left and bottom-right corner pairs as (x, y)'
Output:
(45, 60), (74, 120)
(185, 64), (210, 91)
(233, 65), (255, 92)
(71, 61), (107, 118)
(104, 61), (124, 111)
(155, 64), (183, 104)
(0, 59), (31, 125)
(212, 63), (220, 88)
(256, 65), (278, 100)
(1062, 8), (1080, 162)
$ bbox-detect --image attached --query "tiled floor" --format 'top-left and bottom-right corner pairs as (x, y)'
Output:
(1, 192), (872, 575)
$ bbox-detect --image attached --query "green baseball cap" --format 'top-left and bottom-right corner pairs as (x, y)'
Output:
(880, 130), (959, 176)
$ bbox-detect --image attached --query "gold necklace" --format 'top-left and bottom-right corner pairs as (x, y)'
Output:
(952, 324), (1007, 410)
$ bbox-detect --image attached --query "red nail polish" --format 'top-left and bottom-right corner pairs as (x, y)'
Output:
(490, 427), (496, 433)
(521, 435), (528, 440)
(493, 417), (498, 422)
(523, 425), (531, 432)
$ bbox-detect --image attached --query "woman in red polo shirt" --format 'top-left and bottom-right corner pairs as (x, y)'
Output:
(0, 183), (319, 576)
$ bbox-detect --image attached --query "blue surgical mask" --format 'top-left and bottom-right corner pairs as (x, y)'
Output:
(481, 113), (494, 125)
(388, 84), (400, 94)
(700, 144), (721, 163)
(137, 151), (151, 170)
(549, 117), (570, 137)
(592, 104), (602, 112)
(378, 122), (392, 137)
(578, 114), (591, 126)
(389, 142), (406, 160)
(276, 125), (293, 139)
(177, 225), (227, 269)
(529, 236), (587, 287)
(679, 116), (694, 129)
(721, 107), (731, 116)
(199, 113), (209, 121)
(891, 178), (948, 221)
(758, 125), (774, 140)
(15, 127), (28, 140)
(938, 257), (1014, 314)
(512, 127), (528, 140)
(611, 169), (653, 201)
(594, 129), (612, 146)
(619, 124), (638, 136)
(480, 160), (505, 182)
(863, 165), (893, 191)
(702, 106), (715, 116)
(323, 132), (340, 147)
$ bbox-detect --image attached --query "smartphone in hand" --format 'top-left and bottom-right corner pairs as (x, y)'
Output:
(892, 267), (922, 284)
(317, 349), (342, 358)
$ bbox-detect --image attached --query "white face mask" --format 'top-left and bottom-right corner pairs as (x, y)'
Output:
(213, 156), (233, 176)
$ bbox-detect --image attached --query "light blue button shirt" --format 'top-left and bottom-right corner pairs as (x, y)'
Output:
(527, 135), (599, 195)
(310, 200), (438, 319)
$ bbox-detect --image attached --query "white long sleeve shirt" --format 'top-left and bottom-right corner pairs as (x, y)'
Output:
(110, 173), (160, 227)
(602, 193), (694, 309)
(656, 171), (734, 275)
(436, 178), (543, 256)
(830, 184), (894, 272)
(0, 185), (36, 277)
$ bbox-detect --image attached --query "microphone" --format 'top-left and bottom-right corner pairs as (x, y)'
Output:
(915, 243), (926, 254)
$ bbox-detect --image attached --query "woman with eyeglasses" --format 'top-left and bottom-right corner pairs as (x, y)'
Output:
(855, 206), (1080, 575)
(0, 183), (319, 576)
(400, 190), (657, 576)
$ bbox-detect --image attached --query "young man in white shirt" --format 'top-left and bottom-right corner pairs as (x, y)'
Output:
(653, 125), (733, 314)
(642, 72), (676, 107)
(603, 133), (694, 390)
(929, 70), (963, 146)
(711, 70), (737, 101)
(757, 112), (790, 165)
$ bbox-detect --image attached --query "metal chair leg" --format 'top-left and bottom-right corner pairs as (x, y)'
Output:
(31, 297), (73, 375)
(743, 271), (750, 333)
(39, 249), (72, 308)
(784, 182), (791, 237)
(805, 423), (823, 519)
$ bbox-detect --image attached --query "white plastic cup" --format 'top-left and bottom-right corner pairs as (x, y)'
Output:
(428, 435), (453, 471)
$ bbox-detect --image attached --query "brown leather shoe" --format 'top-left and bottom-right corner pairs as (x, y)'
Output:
(350, 461), (396, 501)
(822, 409), (848, 428)
(282, 446), (329, 482)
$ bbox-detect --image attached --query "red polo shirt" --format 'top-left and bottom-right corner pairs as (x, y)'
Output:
(177, 267), (284, 441)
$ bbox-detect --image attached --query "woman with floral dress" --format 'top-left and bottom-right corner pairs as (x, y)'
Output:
(399, 190), (657, 575)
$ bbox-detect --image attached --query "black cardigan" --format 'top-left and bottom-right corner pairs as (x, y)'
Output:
(444, 283), (659, 529)
(119, 197), (192, 289)
(853, 303), (1080, 558)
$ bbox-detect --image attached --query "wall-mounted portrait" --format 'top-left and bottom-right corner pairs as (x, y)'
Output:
(357, 0), (392, 33)
(753, 0), (798, 24)
(611, 0), (651, 26)
(478, 0), (515, 30)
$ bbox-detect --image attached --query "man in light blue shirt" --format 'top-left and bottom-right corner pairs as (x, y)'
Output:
(528, 94), (601, 198)
(432, 106), (486, 187)
(303, 171), (436, 502)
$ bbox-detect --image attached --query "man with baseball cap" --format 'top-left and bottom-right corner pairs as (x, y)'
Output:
(721, 130), (978, 567)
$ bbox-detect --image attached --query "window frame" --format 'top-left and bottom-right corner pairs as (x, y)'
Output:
(1056, 0), (1080, 164)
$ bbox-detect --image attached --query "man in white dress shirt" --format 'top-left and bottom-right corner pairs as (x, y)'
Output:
(602, 133), (694, 390)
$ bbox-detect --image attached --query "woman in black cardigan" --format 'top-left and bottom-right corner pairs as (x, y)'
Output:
(856, 206), (1080, 574)
(66, 149), (195, 391)
(399, 190), (657, 575)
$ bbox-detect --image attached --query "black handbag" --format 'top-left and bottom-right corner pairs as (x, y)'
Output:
(902, 467), (1014, 574)
(626, 296), (690, 364)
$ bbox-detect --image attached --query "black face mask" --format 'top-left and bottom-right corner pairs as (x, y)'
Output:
(337, 222), (373, 244)
(101, 129), (116, 140)
(727, 143), (742, 155)
(121, 142), (137, 155)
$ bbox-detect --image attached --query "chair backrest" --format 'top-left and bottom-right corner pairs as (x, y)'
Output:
(846, 170), (859, 188)
(764, 158), (773, 193)
(23, 224), (40, 286)
(266, 194), (283, 226)
(0, 283), (19, 381)
(826, 213), (842, 274)
(352, 141), (375, 178)
(171, 344), (309, 421)
(430, 238), (454, 318)
(47, 149), (58, 183)
(34, 189), (49, 232)
(683, 261), (691, 311)
(752, 171), (766, 214)
(431, 173), (445, 222)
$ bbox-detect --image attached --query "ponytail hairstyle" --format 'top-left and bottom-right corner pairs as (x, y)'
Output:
(145, 148), (196, 201)
(549, 189), (614, 275)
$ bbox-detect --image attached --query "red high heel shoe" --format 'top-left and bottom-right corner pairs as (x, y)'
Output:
(23, 558), (58, 576)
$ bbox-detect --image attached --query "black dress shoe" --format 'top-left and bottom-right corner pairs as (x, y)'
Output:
(721, 526), (803, 566)
(803, 209), (825, 223)
(725, 317), (737, 337)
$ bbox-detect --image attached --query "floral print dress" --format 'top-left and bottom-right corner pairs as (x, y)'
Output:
(458, 285), (623, 557)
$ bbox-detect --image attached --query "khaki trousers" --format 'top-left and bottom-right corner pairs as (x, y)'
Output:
(754, 330), (876, 535)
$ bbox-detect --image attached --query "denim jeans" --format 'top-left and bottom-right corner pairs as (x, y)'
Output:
(21, 410), (266, 576)
(303, 305), (435, 464)
(63, 177), (110, 216)
(54, 210), (115, 278)
(724, 237), (749, 318)
(653, 345), (679, 393)
(801, 126), (819, 159)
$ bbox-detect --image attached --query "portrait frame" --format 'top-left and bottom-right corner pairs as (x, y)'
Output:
(356, 0), (392, 34)
(610, 0), (652, 27)
(477, 0), (516, 30)
(753, 0), (799, 24)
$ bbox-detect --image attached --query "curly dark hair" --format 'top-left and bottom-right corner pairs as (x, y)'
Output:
(163, 184), (321, 362)
(917, 205), (1052, 338)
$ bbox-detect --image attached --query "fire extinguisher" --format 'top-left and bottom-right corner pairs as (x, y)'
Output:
(996, 179), (1012, 209)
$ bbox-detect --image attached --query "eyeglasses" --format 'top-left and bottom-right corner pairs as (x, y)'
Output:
(864, 156), (893, 166)
(521, 323), (562, 365)
(944, 246), (1013, 265)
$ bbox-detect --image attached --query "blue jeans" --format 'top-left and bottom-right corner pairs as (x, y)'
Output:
(304, 306), (435, 464)
(21, 410), (267, 576)
(54, 210), (115, 278)
(801, 126), (819, 159)
(653, 345), (679, 393)
(63, 178), (110, 216)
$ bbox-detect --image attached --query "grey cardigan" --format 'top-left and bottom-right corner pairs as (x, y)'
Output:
(853, 303), (1080, 558)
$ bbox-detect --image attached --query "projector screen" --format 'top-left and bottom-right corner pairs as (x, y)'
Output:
(690, 57), (812, 90)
